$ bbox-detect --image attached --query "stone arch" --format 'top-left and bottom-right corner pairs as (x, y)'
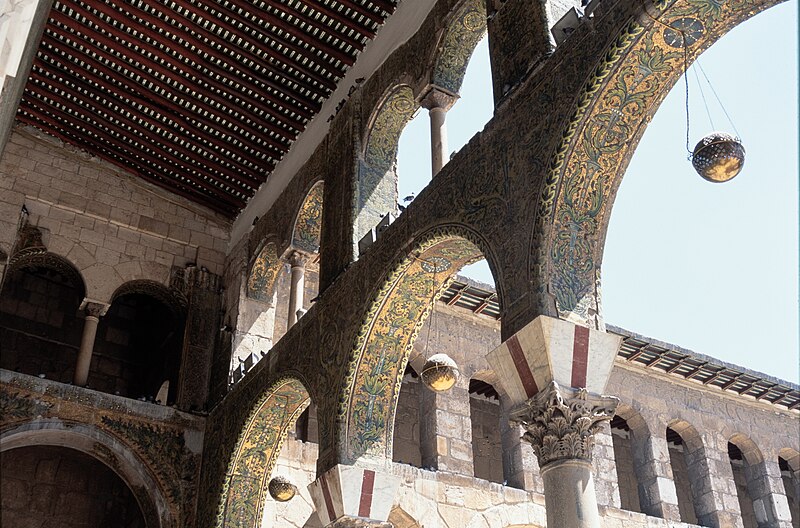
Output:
(728, 432), (777, 528)
(430, 0), (488, 94)
(111, 279), (188, 318)
(356, 84), (417, 245)
(216, 377), (311, 528)
(339, 225), (501, 464)
(609, 403), (652, 514)
(778, 447), (800, 528)
(291, 180), (324, 255)
(97, 280), (188, 401)
(666, 418), (717, 526)
(247, 241), (282, 303)
(0, 248), (87, 381)
(0, 419), (170, 528)
(4, 247), (86, 297)
(531, 0), (786, 326)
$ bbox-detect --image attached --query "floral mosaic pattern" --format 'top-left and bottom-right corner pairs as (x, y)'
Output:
(534, 0), (777, 326)
(340, 227), (485, 462)
(246, 243), (281, 303)
(432, 0), (487, 94)
(216, 378), (310, 528)
(291, 181), (324, 254)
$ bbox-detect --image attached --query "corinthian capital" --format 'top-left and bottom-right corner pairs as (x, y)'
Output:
(509, 381), (618, 467)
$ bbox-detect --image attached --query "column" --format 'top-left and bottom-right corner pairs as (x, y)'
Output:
(73, 302), (108, 386)
(287, 251), (309, 329)
(420, 86), (458, 176)
(486, 315), (623, 528)
(512, 382), (618, 528)
(308, 465), (399, 527)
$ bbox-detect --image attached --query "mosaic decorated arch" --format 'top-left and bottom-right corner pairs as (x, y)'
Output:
(431, 0), (487, 94)
(246, 242), (281, 303)
(338, 226), (498, 463)
(356, 85), (417, 243)
(532, 0), (784, 327)
(291, 181), (324, 254)
(216, 377), (311, 528)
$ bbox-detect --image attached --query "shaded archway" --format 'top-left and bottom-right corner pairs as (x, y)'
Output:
(531, 0), (786, 326)
(339, 226), (501, 464)
(469, 377), (503, 483)
(291, 181), (324, 255)
(0, 250), (86, 382)
(1, 444), (146, 527)
(666, 419), (719, 527)
(216, 377), (311, 528)
(779, 448), (799, 528)
(247, 242), (282, 303)
(92, 281), (186, 401)
(0, 420), (169, 528)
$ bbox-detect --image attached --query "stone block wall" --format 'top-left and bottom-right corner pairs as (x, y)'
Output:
(0, 127), (230, 302)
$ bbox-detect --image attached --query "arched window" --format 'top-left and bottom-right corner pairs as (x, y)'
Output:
(779, 450), (799, 528)
(0, 253), (85, 382)
(728, 440), (758, 528)
(666, 426), (699, 524)
(94, 286), (185, 402)
(610, 415), (643, 513)
(469, 377), (503, 483)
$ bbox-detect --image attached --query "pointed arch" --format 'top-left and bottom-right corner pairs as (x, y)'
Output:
(216, 377), (311, 528)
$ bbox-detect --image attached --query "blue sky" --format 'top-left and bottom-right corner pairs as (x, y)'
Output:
(397, 1), (799, 383)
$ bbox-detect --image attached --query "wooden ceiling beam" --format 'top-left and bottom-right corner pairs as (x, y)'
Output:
(17, 110), (241, 216)
(223, 0), (356, 66)
(53, 4), (294, 153)
(258, 0), (367, 49)
(174, 0), (340, 90)
(277, 0), (375, 38)
(111, 0), (316, 124)
(21, 96), (248, 209)
(27, 73), (259, 192)
(37, 39), (277, 178)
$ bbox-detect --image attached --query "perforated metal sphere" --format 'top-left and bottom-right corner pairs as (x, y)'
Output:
(421, 354), (460, 392)
(691, 132), (745, 183)
(268, 476), (296, 502)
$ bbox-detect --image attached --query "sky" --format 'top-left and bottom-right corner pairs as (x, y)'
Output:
(396, 1), (799, 383)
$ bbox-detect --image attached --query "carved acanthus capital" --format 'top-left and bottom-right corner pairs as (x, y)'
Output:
(419, 85), (459, 112)
(509, 381), (618, 467)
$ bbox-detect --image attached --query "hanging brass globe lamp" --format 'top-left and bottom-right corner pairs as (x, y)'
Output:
(691, 132), (745, 183)
(421, 353), (460, 392)
(268, 475), (297, 502)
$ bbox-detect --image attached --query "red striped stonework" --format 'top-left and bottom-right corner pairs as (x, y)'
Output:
(508, 335), (539, 398)
(358, 469), (376, 518)
(319, 472), (337, 523)
(571, 325), (590, 388)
